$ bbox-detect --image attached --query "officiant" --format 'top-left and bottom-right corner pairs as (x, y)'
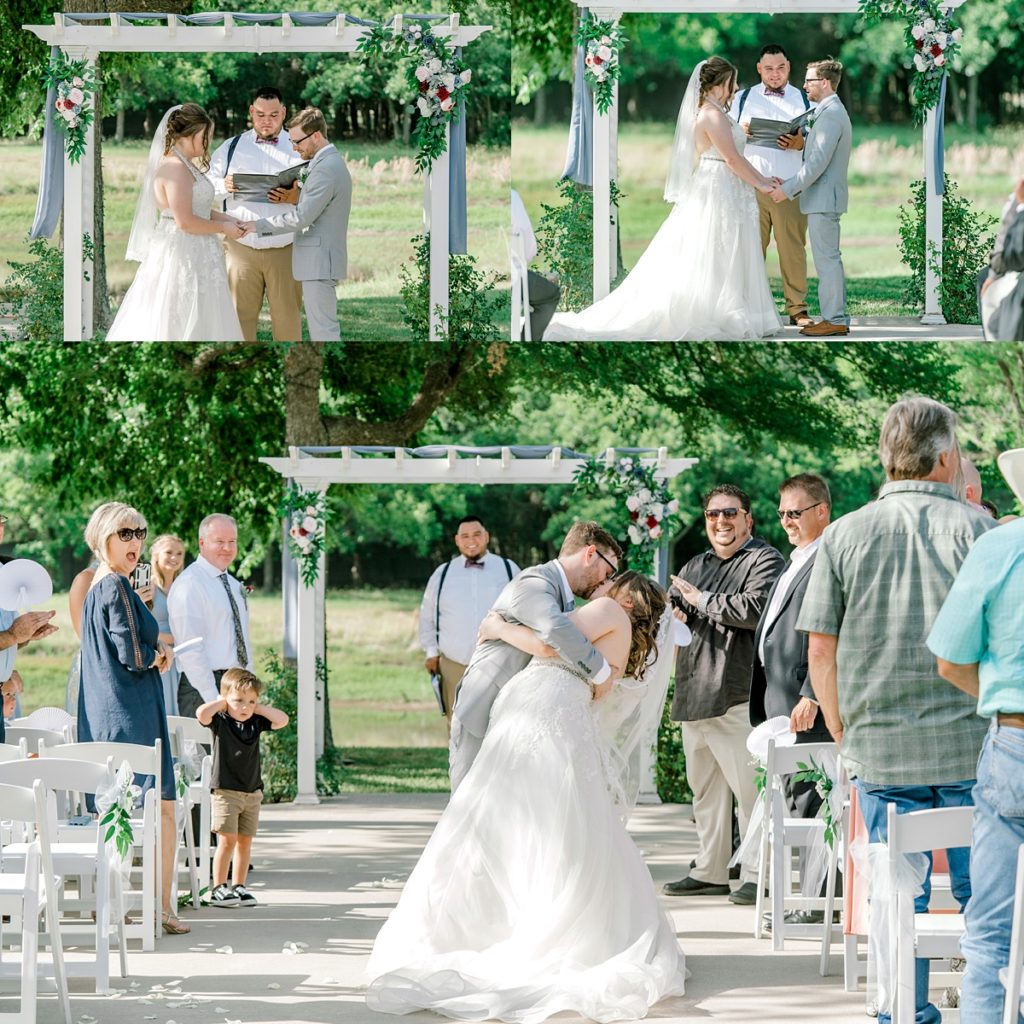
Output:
(736, 45), (813, 329)
(208, 86), (306, 342)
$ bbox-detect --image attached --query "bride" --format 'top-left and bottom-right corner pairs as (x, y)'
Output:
(366, 571), (686, 1023)
(545, 57), (783, 342)
(107, 103), (245, 341)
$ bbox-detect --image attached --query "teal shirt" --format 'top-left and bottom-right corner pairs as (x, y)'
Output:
(927, 518), (1024, 718)
(0, 608), (15, 682)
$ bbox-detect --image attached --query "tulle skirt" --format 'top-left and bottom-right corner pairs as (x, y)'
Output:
(107, 220), (244, 342)
(545, 158), (783, 342)
(366, 660), (685, 1023)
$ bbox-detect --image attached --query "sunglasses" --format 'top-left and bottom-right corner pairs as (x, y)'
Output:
(595, 548), (620, 579)
(115, 527), (148, 542)
(704, 507), (745, 520)
(777, 501), (824, 521)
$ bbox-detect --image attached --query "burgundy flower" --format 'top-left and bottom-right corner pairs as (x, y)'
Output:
(437, 86), (450, 100)
(629, 511), (639, 522)
(914, 38), (924, 50)
(592, 55), (603, 65)
(646, 515), (658, 529)
(298, 527), (308, 537)
(930, 43), (942, 56)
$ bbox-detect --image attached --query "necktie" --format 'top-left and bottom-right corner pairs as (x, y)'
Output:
(764, 87), (786, 97)
(255, 135), (279, 145)
(464, 559), (484, 569)
(218, 573), (249, 666)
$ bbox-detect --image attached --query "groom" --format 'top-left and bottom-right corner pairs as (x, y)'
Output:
(768, 59), (852, 337)
(448, 521), (622, 792)
(243, 107), (352, 341)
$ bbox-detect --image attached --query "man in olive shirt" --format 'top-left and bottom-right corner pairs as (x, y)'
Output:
(798, 396), (992, 1024)
(663, 484), (785, 903)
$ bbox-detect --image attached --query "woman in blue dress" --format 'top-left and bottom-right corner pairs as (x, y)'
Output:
(78, 502), (189, 935)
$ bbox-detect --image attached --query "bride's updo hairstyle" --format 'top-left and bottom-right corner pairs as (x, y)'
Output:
(164, 103), (214, 171)
(698, 56), (738, 112)
(606, 571), (667, 680)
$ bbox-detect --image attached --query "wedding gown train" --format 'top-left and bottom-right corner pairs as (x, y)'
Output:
(107, 150), (244, 342)
(366, 658), (686, 1023)
(544, 122), (782, 342)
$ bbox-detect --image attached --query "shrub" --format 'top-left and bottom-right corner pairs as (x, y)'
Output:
(897, 175), (996, 325)
(656, 680), (692, 804)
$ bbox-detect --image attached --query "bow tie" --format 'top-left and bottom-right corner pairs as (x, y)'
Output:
(255, 135), (279, 145)
(464, 559), (484, 569)
(764, 87), (786, 97)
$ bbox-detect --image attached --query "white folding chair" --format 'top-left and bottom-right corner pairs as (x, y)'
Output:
(0, 742), (28, 764)
(0, 779), (72, 1024)
(9, 709), (75, 743)
(1000, 843), (1024, 1024)
(510, 230), (532, 341)
(166, 715), (213, 904)
(38, 741), (164, 949)
(887, 803), (973, 1024)
(0, 759), (127, 995)
(755, 738), (841, 974)
(3, 727), (69, 754)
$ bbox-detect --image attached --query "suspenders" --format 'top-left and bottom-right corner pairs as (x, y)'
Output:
(736, 85), (810, 121)
(435, 556), (515, 652)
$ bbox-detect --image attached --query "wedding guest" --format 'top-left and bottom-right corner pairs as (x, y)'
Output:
(736, 44), (812, 328)
(208, 86), (305, 342)
(77, 502), (187, 935)
(168, 514), (252, 719)
(980, 498), (999, 519)
(150, 533), (186, 717)
(978, 177), (1024, 341)
(928, 452), (1024, 1022)
(511, 189), (561, 340)
(419, 516), (520, 729)
(663, 485), (784, 904)
(798, 396), (993, 1024)
(0, 670), (20, 727)
(244, 107), (352, 342)
(961, 456), (985, 513)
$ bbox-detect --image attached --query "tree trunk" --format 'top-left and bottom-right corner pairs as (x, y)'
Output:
(92, 58), (111, 330)
(533, 85), (547, 127)
(967, 74), (979, 134)
(948, 74), (964, 126)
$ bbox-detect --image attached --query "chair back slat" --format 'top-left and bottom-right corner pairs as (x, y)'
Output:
(886, 804), (974, 857)
(41, 740), (160, 775)
(765, 738), (838, 781)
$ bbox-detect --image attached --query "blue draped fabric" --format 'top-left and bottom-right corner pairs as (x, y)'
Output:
(934, 73), (947, 197)
(29, 47), (65, 240)
(560, 8), (593, 186)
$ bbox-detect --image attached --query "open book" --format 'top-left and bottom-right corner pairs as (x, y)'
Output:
(747, 108), (813, 149)
(231, 161), (309, 200)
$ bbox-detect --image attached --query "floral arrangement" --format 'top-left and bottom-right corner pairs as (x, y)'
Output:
(573, 456), (679, 576)
(577, 17), (626, 116)
(278, 485), (327, 587)
(358, 21), (471, 172)
(98, 761), (138, 859)
(859, 0), (963, 123)
(43, 54), (97, 164)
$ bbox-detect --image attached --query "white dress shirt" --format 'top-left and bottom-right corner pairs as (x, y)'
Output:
(419, 553), (522, 665)
(511, 189), (538, 262)
(207, 129), (305, 249)
(738, 83), (812, 181)
(167, 554), (253, 702)
(757, 537), (821, 666)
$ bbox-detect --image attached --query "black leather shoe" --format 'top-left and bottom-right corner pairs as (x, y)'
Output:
(728, 881), (761, 905)
(663, 876), (731, 896)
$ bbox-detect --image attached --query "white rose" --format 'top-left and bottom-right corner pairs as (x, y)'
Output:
(649, 525), (662, 539)
(667, 498), (679, 514)
(923, 17), (936, 31)
(952, 27), (963, 42)
(638, 488), (652, 503)
(442, 73), (456, 89)
(652, 506), (663, 521)
(440, 97), (454, 112)
(62, 108), (77, 122)
(428, 57), (443, 73)
(72, 76), (84, 87)
(68, 87), (85, 105)
(914, 53), (928, 72)
(600, 34), (611, 44)
(415, 65), (431, 82)
(417, 97), (431, 116)
(911, 24), (926, 40)
(301, 515), (318, 533)
(628, 525), (643, 545)
(934, 52), (946, 66)
(597, 45), (612, 61)
(461, 68), (472, 83)
(626, 495), (641, 512)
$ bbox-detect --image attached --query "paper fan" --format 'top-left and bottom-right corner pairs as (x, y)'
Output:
(746, 715), (797, 760)
(0, 559), (53, 610)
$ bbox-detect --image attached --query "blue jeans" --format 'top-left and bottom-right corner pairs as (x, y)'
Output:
(855, 779), (975, 1024)
(960, 723), (1024, 1024)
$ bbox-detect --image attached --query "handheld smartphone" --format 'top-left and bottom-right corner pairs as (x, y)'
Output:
(130, 561), (152, 592)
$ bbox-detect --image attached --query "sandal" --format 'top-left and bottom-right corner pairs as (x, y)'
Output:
(161, 913), (191, 935)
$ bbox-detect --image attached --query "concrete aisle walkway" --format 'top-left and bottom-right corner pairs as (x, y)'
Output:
(21, 795), (954, 1024)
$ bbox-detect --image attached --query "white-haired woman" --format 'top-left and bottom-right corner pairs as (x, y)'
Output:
(78, 502), (188, 935)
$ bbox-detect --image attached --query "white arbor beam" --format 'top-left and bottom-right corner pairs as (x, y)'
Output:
(593, 80), (617, 301)
(427, 125), (450, 341)
(922, 104), (945, 325)
(581, 0), (965, 11)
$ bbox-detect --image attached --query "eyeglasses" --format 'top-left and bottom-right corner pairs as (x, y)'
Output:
(804, 78), (823, 84)
(115, 527), (148, 542)
(777, 501), (824, 521)
(595, 548), (620, 579)
(704, 507), (746, 520)
(289, 131), (315, 145)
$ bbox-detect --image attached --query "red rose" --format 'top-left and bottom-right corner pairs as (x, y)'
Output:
(592, 55), (603, 65)
(914, 38), (924, 50)
(629, 511), (639, 521)
(930, 43), (942, 56)
(646, 515), (658, 528)
(298, 527), (308, 537)
(419, 80), (429, 92)
(437, 86), (450, 100)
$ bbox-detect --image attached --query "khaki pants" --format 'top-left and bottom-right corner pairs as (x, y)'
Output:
(756, 189), (809, 319)
(439, 655), (467, 732)
(225, 239), (303, 342)
(681, 702), (758, 885)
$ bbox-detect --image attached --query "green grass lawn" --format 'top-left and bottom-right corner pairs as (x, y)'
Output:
(513, 121), (1020, 308)
(0, 138), (510, 341)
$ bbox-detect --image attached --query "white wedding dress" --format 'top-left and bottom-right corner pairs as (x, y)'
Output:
(366, 657), (686, 1023)
(107, 150), (244, 342)
(544, 121), (782, 342)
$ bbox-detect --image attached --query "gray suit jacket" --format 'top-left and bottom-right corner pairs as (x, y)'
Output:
(781, 95), (852, 215)
(749, 552), (832, 742)
(252, 145), (351, 282)
(452, 560), (605, 739)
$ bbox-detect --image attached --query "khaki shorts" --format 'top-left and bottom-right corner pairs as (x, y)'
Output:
(211, 789), (263, 837)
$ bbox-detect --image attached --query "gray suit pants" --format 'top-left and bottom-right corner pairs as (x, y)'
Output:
(808, 212), (849, 326)
(448, 717), (483, 794)
(302, 279), (341, 341)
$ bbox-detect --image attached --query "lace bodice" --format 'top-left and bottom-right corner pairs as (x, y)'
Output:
(159, 149), (214, 221)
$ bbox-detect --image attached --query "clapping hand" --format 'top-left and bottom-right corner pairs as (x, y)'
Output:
(669, 575), (701, 608)
(7, 610), (58, 646)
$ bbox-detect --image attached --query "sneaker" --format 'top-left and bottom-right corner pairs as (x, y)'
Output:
(232, 884), (257, 907)
(205, 883), (240, 908)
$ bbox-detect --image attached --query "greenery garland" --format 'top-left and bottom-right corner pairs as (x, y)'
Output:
(43, 54), (96, 165)
(792, 756), (838, 848)
(358, 21), (471, 172)
(859, 0), (963, 124)
(576, 17), (626, 116)
(99, 761), (138, 859)
(573, 455), (679, 576)
(278, 485), (328, 587)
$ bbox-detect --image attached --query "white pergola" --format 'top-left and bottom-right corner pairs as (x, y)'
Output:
(259, 444), (699, 804)
(23, 11), (492, 341)
(578, 0), (966, 324)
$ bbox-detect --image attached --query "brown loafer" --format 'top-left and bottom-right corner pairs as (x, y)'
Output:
(789, 313), (813, 327)
(799, 319), (850, 337)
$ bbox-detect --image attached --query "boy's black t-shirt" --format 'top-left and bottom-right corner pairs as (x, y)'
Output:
(207, 711), (273, 792)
